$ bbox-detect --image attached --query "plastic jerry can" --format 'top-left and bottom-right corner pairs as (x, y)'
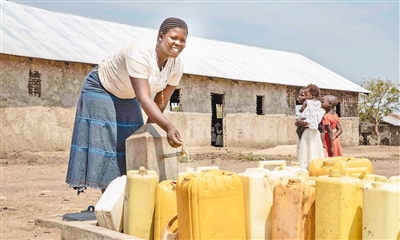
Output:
(363, 176), (400, 239)
(272, 177), (316, 240)
(315, 169), (364, 239)
(95, 175), (126, 232)
(308, 159), (336, 177)
(176, 170), (246, 240)
(309, 157), (373, 177)
(178, 166), (220, 176)
(123, 166), (159, 239)
(345, 167), (388, 183)
(154, 180), (178, 240)
(238, 168), (274, 240)
(258, 160), (309, 186)
(177, 166), (220, 187)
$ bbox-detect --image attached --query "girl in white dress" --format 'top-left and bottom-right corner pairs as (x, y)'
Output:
(297, 84), (326, 169)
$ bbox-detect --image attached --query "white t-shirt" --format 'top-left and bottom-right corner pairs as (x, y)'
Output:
(98, 41), (183, 99)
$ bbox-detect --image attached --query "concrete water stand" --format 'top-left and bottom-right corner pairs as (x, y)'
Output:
(35, 215), (143, 240)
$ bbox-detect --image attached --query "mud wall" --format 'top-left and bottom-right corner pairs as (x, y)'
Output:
(359, 124), (400, 146)
(1, 54), (361, 152)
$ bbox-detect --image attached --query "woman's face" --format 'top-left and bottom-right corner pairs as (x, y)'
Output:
(158, 27), (187, 58)
(297, 89), (306, 103)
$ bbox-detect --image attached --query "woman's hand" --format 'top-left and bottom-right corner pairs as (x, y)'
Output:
(166, 125), (183, 148)
(295, 117), (308, 128)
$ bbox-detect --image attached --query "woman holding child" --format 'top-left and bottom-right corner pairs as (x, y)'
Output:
(295, 84), (326, 169)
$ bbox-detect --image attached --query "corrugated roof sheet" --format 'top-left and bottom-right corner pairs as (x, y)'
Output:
(1, 1), (370, 93)
(382, 115), (400, 126)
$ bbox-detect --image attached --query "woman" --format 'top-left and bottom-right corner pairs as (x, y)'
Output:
(66, 17), (188, 194)
(296, 84), (325, 169)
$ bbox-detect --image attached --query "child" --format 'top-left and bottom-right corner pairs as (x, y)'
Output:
(321, 95), (343, 157)
(297, 84), (326, 169)
(296, 87), (325, 141)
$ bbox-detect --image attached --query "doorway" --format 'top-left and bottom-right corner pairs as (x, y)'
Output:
(211, 93), (224, 147)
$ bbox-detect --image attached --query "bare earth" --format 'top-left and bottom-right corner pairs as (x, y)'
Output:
(1, 145), (399, 240)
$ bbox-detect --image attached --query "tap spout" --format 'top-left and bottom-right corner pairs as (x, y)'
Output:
(161, 149), (189, 160)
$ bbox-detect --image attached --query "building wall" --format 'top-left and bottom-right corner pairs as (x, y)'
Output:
(1, 54), (361, 152)
(359, 124), (400, 146)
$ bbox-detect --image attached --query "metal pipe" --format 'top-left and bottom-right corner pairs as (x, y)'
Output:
(161, 149), (189, 159)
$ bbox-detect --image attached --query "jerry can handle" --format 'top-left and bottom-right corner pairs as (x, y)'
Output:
(344, 167), (369, 179)
(196, 166), (220, 172)
(304, 176), (317, 185)
(162, 214), (178, 240)
(258, 160), (286, 169)
(389, 176), (400, 183)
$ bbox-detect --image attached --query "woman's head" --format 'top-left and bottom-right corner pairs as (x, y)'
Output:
(159, 17), (188, 35)
(297, 87), (306, 104)
(157, 17), (188, 58)
(304, 84), (320, 100)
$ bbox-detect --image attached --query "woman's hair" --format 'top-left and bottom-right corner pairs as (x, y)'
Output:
(159, 17), (188, 35)
(306, 84), (320, 98)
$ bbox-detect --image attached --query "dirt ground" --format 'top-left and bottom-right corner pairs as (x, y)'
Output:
(1, 145), (399, 240)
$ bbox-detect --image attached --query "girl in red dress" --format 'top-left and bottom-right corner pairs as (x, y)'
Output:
(321, 95), (343, 157)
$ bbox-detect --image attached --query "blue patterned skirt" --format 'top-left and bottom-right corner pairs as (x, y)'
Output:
(66, 66), (144, 191)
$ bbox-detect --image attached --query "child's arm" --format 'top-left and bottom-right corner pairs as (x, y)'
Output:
(324, 124), (334, 156)
(334, 122), (343, 139)
(299, 101), (307, 113)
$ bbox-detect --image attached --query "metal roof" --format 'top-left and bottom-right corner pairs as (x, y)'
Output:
(1, 1), (370, 93)
(382, 115), (400, 126)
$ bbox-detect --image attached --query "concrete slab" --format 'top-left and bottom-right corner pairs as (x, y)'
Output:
(35, 215), (143, 240)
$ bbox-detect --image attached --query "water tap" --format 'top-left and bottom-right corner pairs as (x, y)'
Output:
(161, 147), (189, 160)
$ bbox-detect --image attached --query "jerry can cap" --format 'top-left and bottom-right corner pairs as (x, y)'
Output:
(138, 166), (148, 175)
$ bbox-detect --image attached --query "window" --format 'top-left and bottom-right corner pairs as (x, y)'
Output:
(336, 103), (342, 117)
(256, 95), (264, 115)
(28, 69), (41, 97)
(169, 89), (181, 111)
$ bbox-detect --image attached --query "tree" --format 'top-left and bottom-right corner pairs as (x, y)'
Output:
(359, 78), (400, 145)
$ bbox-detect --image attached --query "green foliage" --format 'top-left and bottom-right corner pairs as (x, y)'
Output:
(359, 78), (400, 123)
(171, 106), (182, 112)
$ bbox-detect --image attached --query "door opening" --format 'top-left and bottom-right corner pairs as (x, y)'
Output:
(211, 93), (224, 147)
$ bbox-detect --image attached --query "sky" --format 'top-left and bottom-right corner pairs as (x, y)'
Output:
(10, 0), (400, 85)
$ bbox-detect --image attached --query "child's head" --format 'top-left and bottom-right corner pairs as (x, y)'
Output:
(322, 95), (338, 111)
(297, 87), (306, 104)
(304, 84), (320, 100)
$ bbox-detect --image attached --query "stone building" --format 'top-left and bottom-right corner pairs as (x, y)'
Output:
(1, 2), (369, 152)
(359, 114), (400, 146)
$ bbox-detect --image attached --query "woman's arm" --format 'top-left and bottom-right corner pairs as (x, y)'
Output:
(295, 117), (308, 128)
(150, 84), (176, 115)
(130, 77), (182, 147)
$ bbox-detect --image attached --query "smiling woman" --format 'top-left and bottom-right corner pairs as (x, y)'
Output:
(66, 17), (189, 195)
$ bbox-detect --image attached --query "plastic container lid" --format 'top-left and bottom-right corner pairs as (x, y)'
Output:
(139, 166), (148, 175)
